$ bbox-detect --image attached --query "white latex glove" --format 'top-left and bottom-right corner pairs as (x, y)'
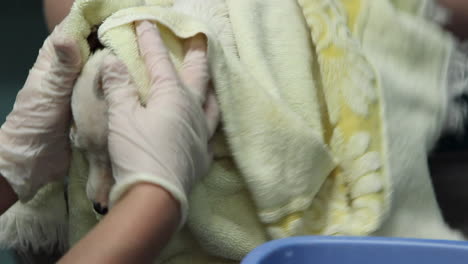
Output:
(0, 23), (82, 202)
(101, 21), (219, 225)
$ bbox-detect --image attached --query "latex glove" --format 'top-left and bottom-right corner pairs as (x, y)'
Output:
(101, 21), (219, 225)
(0, 22), (82, 202)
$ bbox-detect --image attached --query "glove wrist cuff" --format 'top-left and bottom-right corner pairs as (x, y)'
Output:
(109, 173), (189, 230)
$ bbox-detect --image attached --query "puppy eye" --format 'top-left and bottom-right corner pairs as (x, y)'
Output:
(94, 72), (105, 100)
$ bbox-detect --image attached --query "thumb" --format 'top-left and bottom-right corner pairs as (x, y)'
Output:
(38, 28), (82, 98)
(53, 38), (82, 70)
(51, 22), (82, 70)
(100, 53), (140, 109)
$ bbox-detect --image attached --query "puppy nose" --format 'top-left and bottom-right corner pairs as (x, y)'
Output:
(93, 202), (108, 215)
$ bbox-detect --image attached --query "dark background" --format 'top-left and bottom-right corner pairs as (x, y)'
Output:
(0, 2), (48, 262)
(0, 2), (48, 123)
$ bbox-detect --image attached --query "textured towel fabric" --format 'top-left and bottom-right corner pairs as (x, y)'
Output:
(68, 0), (337, 256)
(391, 0), (451, 24)
(360, 0), (463, 240)
(0, 182), (67, 253)
(0, 0), (464, 262)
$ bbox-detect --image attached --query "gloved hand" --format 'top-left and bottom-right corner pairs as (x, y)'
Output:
(0, 22), (82, 202)
(101, 21), (219, 225)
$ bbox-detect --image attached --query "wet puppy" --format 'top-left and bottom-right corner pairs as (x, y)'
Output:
(70, 48), (113, 215)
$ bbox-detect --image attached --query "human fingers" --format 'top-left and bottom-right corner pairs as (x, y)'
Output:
(180, 34), (210, 103)
(100, 54), (139, 109)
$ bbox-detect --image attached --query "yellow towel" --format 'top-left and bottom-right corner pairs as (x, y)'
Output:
(359, 0), (462, 240)
(67, 0), (338, 251)
(0, 0), (461, 262)
(66, 0), (387, 261)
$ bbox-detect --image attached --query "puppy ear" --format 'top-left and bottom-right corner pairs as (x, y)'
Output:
(93, 49), (109, 100)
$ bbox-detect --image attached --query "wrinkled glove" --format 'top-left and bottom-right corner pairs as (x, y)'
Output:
(0, 22), (82, 202)
(101, 21), (219, 225)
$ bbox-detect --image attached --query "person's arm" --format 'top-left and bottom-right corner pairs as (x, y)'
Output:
(438, 0), (468, 39)
(43, 0), (74, 32)
(0, 22), (81, 204)
(59, 183), (179, 264)
(61, 21), (216, 262)
(0, 174), (18, 215)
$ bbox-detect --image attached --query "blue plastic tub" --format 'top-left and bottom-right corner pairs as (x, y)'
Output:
(241, 236), (468, 264)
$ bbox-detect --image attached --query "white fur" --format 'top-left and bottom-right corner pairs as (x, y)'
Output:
(444, 44), (468, 134)
(70, 49), (114, 211)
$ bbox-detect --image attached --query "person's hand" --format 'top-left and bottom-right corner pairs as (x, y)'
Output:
(0, 22), (82, 202)
(100, 21), (219, 225)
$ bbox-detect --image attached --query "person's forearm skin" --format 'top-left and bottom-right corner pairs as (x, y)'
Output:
(438, 0), (468, 39)
(43, 0), (74, 32)
(58, 183), (180, 264)
(0, 174), (18, 215)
